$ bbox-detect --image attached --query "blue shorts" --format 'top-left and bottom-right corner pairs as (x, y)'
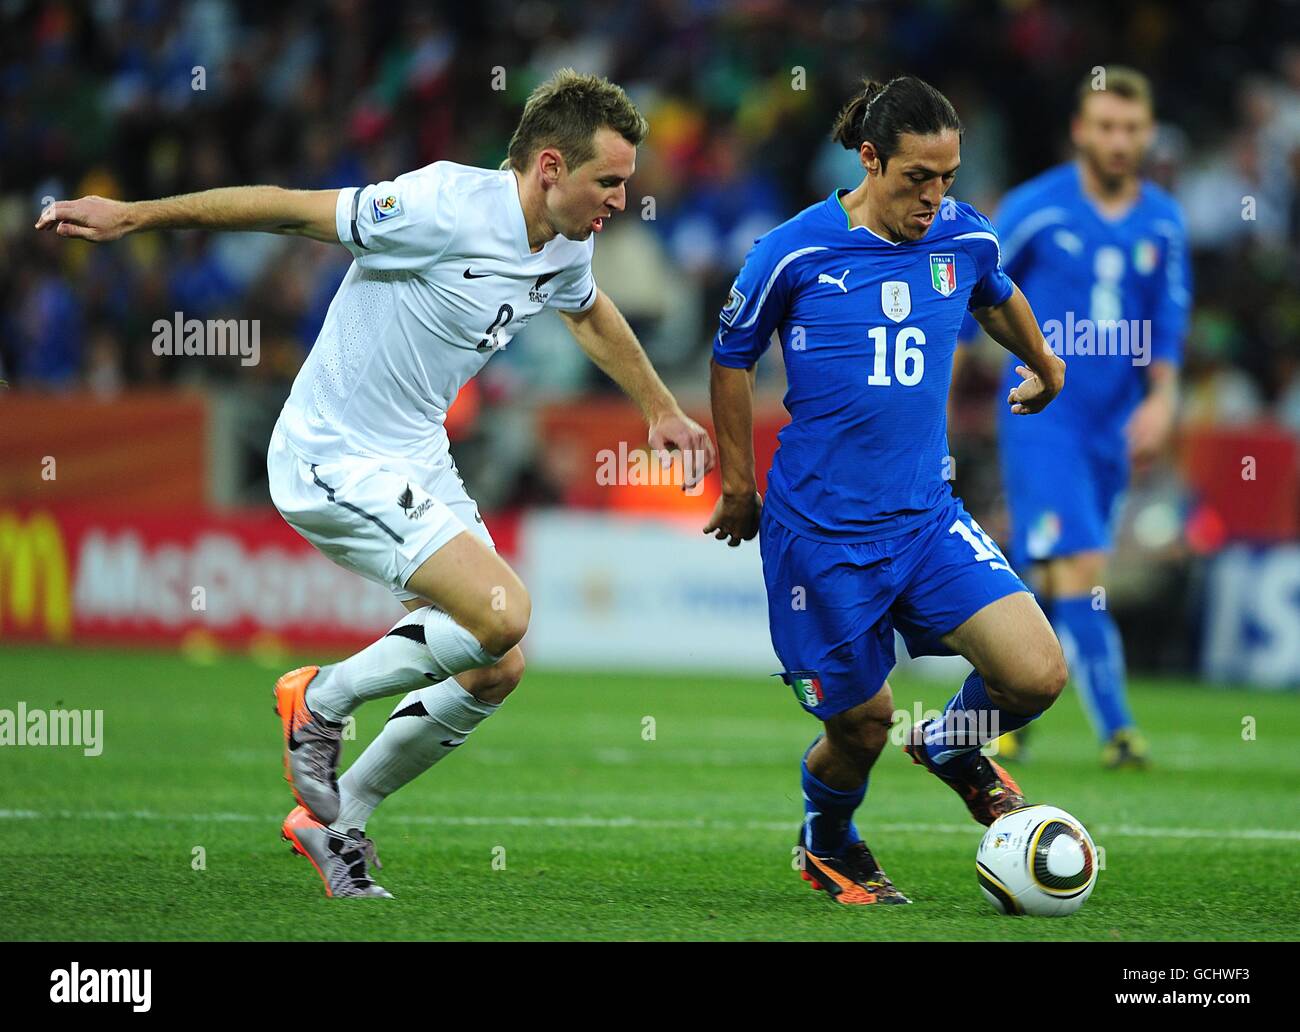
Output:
(999, 432), (1128, 570)
(760, 496), (1029, 720)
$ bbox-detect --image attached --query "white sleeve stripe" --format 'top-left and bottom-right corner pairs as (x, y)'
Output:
(1151, 218), (1191, 308)
(953, 230), (1002, 261)
(998, 206), (1067, 267)
(737, 246), (827, 329)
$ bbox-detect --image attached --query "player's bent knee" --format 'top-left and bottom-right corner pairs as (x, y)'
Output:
(1030, 640), (1068, 706)
(494, 648), (526, 692)
(819, 731), (879, 780)
(1043, 647), (1068, 705)
(459, 648), (526, 704)
(474, 590), (532, 656)
(825, 698), (892, 761)
(994, 645), (1067, 713)
(843, 720), (889, 757)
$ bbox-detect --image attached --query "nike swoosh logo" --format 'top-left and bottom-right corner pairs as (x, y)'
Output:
(533, 270), (559, 290)
(441, 738), (466, 748)
(463, 268), (490, 279)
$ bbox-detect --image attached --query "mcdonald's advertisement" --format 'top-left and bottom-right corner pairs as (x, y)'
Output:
(0, 507), (401, 651)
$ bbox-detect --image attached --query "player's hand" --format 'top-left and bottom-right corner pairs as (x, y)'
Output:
(648, 411), (717, 490)
(1126, 391), (1175, 472)
(34, 195), (135, 242)
(1007, 357), (1065, 415)
(703, 491), (762, 547)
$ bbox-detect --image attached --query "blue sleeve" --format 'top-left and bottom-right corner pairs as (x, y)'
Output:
(1149, 205), (1192, 367)
(961, 208), (1015, 311)
(991, 184), (1048, 282)
(957, 311), (981, 346)
(712, 237), (793, 369)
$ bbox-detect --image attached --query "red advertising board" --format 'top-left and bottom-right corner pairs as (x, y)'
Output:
(0, 506), (518, 652)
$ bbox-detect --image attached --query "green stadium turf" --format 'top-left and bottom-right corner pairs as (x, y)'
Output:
(1, 646), (1296, 941)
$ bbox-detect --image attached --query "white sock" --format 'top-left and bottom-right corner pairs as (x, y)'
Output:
(306, 606), (500, 723)
(333, 678), (499, 832)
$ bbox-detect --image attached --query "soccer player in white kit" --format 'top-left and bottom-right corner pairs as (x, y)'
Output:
(37, 70), (715, 898)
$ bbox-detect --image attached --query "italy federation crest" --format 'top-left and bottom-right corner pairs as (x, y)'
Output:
(930, 253), (957, 296)
(881, 280), (911, 323)
(776, 670), (824, 708)
(1133, 238), (1158, 275)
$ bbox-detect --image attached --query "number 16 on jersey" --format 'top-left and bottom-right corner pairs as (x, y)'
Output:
(867, 326), (926, 387)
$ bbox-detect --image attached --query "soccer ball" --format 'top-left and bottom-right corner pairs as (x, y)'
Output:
(976, 805), (1098, 916)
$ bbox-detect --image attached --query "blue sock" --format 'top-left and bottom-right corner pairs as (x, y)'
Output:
(1051, 595), (1132, 743)
(800, 739), (865, 858)
(921, 670), (1039, 772)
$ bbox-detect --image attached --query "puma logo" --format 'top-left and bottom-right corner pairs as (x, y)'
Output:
(818, 269), (850, 293)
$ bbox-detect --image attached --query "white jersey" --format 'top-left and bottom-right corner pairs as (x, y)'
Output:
(278, 161), (598, 468)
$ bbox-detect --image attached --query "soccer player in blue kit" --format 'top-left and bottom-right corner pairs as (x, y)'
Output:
(957, 68), (1190, 769)
(704, 76), (1069, 905)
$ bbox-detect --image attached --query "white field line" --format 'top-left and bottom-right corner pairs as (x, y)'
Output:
(0, 809), (1297, 842)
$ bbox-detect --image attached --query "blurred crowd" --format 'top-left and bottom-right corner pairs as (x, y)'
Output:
(3, 0), (1299, 446)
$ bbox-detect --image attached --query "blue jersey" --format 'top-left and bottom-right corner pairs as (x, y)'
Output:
(714, 190), (1014, 542)
(963, 162), (1191, 446)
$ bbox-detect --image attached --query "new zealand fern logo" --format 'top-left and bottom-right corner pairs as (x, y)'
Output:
(530, 270), (559, 304)
(397, 484), (434, 520)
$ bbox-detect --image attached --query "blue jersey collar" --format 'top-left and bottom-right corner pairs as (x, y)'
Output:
(829, 188), (911, 246)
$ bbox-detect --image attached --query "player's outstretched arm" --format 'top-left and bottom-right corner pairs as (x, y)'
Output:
(560, 290), (716, 488)
(1127, 360), (1179, 468)
(34, 187), (341, 244)
(972, 284), (1066, 415)
(703, 359), (761, 547)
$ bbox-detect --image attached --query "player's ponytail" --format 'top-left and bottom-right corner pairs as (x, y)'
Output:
(830, 79), (888, 151)
(830, 75), (963, 170)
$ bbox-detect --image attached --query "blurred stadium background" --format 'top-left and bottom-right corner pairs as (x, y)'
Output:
(5, 0), (1300, 945)
(2, 0), (1299, 688)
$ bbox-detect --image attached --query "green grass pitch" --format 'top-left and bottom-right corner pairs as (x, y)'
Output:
(1, 646), (1297, 941)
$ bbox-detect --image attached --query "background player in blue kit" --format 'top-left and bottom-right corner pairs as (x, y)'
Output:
(955, 68), (1191, 769)
(704, 76), (1069, 905)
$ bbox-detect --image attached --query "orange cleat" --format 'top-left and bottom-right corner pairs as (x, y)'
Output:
(799, 840), (912, 905)
(273, 665), (342, 824)
(281, 806), (392, 899)
(904, 721), (1028, 826)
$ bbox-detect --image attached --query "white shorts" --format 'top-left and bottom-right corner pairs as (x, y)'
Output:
(267, 424), (494, 603)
